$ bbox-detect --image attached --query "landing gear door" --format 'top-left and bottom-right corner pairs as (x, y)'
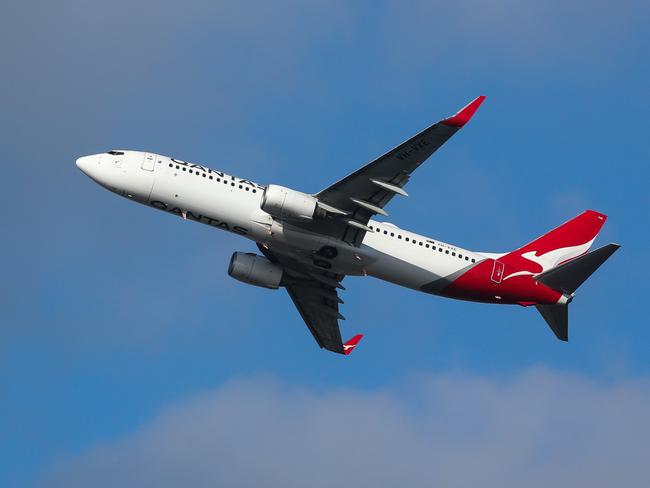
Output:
(491, 260), (505, 284)
(142, 152), (156, 171)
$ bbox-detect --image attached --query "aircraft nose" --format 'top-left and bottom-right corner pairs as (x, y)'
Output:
(76, 155), (91, 173)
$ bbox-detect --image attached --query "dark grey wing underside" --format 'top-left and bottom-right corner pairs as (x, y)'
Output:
(257, 244), (346, 354)
(286, 285), (344, 353)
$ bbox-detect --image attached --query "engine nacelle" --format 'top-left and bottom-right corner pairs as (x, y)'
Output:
(228, 252), (283, 289)
(261, 184), (318, 221)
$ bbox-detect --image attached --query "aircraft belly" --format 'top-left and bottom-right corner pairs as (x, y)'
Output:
(263, 222), (369, 276)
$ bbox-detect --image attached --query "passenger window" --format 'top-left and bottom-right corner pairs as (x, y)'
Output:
(253, 189), (257, 193)
(405, 237), (409, 242)
(398, 235), (402, 239)
(384, 230), (387, 235)
(425, 244), (430, 248)
(209, 176), (213, 180)
(445, 250), (449, 254)
(182, 167), (186, 171)
(189, 170), (193, 174)
(390, 232), (394, 237)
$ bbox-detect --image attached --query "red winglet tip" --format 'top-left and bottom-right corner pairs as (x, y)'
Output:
(442, 95), (486, 127)
(343, 334), (363, 355)
(585, 209), (608, 221)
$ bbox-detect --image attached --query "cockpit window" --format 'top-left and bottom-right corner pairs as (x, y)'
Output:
(107, 150), (124, 155)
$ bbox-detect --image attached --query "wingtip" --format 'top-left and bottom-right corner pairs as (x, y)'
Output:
(343, 334), (364, 355)
(442, 95), (486, 127)
(584, 209), (608, 222)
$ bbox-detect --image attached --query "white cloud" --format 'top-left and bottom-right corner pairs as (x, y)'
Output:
(40, 369), (650, 487)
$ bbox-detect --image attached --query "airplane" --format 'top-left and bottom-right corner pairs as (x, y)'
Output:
(75, 96), (619, 355)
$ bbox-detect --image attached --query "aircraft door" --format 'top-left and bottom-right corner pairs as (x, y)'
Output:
(491, 260), (505, 284)
(141, 152), (156, 171)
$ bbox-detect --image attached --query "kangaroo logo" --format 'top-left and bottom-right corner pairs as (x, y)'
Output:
(502, 238), (596, 281)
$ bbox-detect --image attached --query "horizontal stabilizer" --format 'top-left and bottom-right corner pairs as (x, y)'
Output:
(536, 304), (569, 341)
(535, 243), (620, 295)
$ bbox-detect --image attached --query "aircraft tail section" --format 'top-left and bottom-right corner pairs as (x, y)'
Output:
(503, 210), (608, 273)
(504, 210), (619, 342)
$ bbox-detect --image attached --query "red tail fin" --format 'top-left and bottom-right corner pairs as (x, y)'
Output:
(502, 210), (607, 274)
(343, 334), (363, 355)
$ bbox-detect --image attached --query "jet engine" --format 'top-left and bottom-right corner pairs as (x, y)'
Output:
(260, 184), (319, 221)
(228, 252), (283, 289)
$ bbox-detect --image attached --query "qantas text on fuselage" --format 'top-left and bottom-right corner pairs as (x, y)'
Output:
(76, 96), (619, 354)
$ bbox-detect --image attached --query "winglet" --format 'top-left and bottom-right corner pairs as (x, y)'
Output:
(442, 95), (486, 127)
(342, 334), (364, 355)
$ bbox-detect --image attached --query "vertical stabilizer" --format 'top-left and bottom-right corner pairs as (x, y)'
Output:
(502, 210), (608, 275)
(515, 210), (607, 257)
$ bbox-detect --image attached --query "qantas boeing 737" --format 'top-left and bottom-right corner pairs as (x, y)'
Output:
(76, 96), (619, 354)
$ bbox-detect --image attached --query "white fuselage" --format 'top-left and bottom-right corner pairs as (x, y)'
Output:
(76, 150), (483, 295)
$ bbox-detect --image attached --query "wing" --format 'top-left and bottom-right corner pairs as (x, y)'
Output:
(286, 284), (345, 353)
(258, 243), (356, 354)
(312, 96), (485, 245)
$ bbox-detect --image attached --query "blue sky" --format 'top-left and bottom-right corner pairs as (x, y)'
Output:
(2, 1), (649, 486)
